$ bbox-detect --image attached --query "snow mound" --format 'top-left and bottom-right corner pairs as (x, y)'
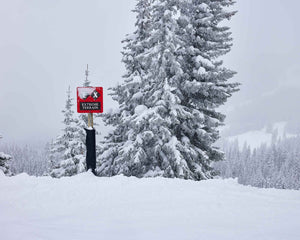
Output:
(1, 173), (300, 240)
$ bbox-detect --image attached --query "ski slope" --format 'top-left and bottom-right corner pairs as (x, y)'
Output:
(1, 172), (300, 240)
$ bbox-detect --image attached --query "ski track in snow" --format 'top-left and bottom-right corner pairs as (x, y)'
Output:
(0, 172), (300, 240)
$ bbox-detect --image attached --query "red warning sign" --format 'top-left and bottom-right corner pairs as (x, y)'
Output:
(77, 87), (103, 113)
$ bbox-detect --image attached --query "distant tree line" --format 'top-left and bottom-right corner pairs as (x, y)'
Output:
(214, 136), (300, 190)
(0, 142), (48, 176)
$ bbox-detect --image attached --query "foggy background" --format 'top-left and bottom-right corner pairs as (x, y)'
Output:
(1, 0), (300, 146)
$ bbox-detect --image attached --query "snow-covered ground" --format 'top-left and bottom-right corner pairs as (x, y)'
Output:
(1, 172), (300, 240)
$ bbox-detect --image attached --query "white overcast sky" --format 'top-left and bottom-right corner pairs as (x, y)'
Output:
(1, 0), (300, 145)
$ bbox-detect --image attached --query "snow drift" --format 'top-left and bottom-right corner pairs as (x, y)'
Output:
(0, 172), (300, 240)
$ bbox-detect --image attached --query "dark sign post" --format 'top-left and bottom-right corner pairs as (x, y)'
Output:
(77, 86), (103, 174)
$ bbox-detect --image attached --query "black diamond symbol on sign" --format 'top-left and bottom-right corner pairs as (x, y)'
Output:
(92, 90), (100, 100)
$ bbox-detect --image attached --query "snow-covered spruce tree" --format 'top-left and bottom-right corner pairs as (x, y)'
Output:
(97, 0), (153, 175)
(49, 87), (85, 178)
(0, 135), (12, 176)
(98, 0), (238, 180)
(100, 0), (153, 126)
(0, 152), (12, 176)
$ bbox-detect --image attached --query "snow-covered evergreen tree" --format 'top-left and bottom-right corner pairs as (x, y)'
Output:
(169, 0), (238, 177)
(0, 152), (12, 176)
(97, 0), (153, 176)
(0, 135), (12, 176)
(100, 0), (153, 126)
(49, 87), (85, 178)
(98, 0), (238, 180)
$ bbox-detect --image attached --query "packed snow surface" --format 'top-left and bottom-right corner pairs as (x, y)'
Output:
(1, 172), (300, 240)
